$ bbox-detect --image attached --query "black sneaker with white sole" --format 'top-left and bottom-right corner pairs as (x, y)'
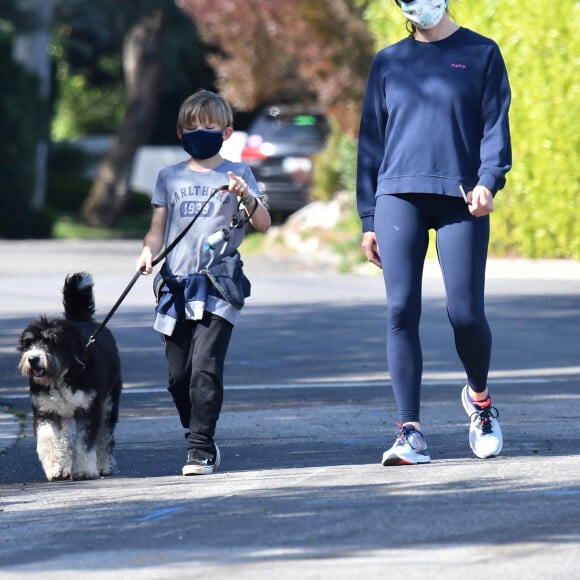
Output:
(182, 444), (221, 476)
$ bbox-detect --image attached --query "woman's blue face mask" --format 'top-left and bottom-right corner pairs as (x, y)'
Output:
(181, 128), (224, 159)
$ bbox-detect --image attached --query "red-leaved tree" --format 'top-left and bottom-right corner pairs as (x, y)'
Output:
(177, 0), (374, 138)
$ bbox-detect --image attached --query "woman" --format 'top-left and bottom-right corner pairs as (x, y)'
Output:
(356, 0), (511, 465)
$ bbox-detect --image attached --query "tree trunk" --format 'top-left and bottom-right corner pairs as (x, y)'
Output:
(81, 10), (164, 228)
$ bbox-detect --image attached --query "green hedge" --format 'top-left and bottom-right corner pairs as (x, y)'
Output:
(359, 0), (580, 259)
(0, 33), (54, 238)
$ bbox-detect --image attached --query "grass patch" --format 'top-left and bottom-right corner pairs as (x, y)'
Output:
(240, 229), (268, 255)
(54, 215), (271, 255)
(53, 213), (150, 240)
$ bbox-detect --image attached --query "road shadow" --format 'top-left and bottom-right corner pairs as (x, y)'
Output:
(2, 292), (579, 394)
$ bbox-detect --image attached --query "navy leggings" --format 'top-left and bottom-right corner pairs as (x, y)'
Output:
(374, 193), (491, 424)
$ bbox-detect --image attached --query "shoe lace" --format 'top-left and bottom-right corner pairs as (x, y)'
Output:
(395, 423), (419, 449)
(470, 406), (499, 435)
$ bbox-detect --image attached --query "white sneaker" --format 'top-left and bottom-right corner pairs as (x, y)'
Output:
(461, 386), (503, 458)
(382, 424), (431, 466)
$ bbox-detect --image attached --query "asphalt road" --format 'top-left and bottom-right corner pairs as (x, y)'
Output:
(1, 240), (579, 579)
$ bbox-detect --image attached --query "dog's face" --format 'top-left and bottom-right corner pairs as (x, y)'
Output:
(18, 316), (86, 386)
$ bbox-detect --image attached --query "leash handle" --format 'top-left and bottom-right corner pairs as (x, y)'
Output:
(85, 185), (230, 348)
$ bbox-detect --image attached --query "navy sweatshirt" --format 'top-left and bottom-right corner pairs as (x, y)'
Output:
(357, 27), (512, 232)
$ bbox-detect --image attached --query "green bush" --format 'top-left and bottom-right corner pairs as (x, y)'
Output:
(310, 124), (367, 268)
(47, 141), (93, 174)
(355, 0), (580, 259)
(312, 123), (359, 202)
(5, 206), (57, 239)
(47, 172), (150, 213)
(51, 72), (126, 140)
(455, 1), (579, 258)
(311, 132), (342, 203)
(0, 31), (53, 239)
(46, 173), (92, 212)
(46, 142), (151, 215)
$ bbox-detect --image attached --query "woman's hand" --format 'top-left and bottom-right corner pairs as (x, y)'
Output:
(467, 185), (494, 217)
(362, 231), (382, 269)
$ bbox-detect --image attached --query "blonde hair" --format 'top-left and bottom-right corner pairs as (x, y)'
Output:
(176, 89), (234, 132)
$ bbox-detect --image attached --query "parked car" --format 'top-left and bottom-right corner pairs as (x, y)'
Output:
(241, 105), (330, 217)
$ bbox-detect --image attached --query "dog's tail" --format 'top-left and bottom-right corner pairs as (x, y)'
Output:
(62, 272), (96, 321)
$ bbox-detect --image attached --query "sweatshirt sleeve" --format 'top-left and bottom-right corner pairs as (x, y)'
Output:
(356, 54), (388, 232)
(477, 44), (512, 195)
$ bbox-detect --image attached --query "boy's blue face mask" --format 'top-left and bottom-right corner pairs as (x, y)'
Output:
(181, 128), (224, 159)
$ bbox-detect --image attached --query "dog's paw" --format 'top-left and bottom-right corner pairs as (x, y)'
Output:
(98, 455), (116, 477)
(71, 470), (100, 481)
(46, 468), (72, 482)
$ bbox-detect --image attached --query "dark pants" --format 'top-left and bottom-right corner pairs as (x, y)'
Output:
(375, 193), (492, 424)
(164, 312), (233, 452)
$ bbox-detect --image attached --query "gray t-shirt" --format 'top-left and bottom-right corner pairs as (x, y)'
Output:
(152, 159), (259, 325)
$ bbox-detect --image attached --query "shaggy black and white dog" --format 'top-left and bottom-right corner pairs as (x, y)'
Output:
(17, 272), (122, 481)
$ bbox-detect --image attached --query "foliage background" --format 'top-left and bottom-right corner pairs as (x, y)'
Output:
(359, 0), (580, 259)
(1, 0), (578, 259)
(0, 18), (54, 238)
(50, 0), (216, 144)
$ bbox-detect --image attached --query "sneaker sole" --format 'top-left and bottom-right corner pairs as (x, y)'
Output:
(182, 444), (221, 476)
(469, 435), (502, 459)
(381, 452), (431, 466)
(182, 465), (213, 475)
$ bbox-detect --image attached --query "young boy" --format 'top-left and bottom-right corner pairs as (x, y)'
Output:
(136, 89), (271, 475)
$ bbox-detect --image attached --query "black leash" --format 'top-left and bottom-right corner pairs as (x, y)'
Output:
(85, 185), (229, 348)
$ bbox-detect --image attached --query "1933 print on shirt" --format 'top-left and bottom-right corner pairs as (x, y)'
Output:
(152, 159), (260, 279)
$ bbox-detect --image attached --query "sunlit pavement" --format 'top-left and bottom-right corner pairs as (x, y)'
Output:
(1, 240), (579, 579)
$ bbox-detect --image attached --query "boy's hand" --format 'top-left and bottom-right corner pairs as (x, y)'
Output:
(228, 171), (252, 204)
(136, 248), (153, 275)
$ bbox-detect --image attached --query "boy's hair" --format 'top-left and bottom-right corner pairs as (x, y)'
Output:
(176, 89), (234, 132)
